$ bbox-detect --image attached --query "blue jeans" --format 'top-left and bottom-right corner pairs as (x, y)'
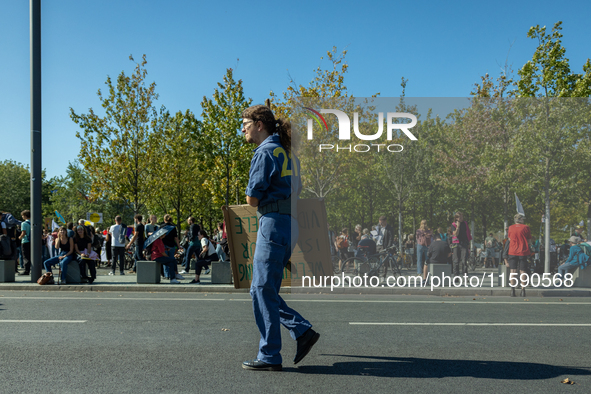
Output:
(163, 247), (177, 278)
(250, 213), (312, 365)
(557, 263), (577, 280)
(155, 256), (177, 280)
(183, 242), (201, 272)
(416, 244), (428, 274)
(43, 252), (74, 282)
(133, 244), (144, 271)
(18, 247), (23, 268)
(216, 244), (227, 262)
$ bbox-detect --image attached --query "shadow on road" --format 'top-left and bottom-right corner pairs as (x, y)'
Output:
(292, 355), (591, 380)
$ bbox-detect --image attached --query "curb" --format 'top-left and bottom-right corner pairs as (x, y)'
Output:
(0, 284), (249, 293)
(0, 283), (589, 297)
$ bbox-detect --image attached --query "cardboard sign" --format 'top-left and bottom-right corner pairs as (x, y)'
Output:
(222, 199), (332, 289)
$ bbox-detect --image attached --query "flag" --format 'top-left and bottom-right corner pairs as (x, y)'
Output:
(515, 193), (525, 217)
(55, 210), (66, 224)
(51, 220), (60, 231)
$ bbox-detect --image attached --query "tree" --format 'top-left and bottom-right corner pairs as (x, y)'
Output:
(0, 160), (30, 216)
(0, 160), (56, 222)
(71, 54), (160, 214)
(150, 110), (203, 231)
(200, 68), (252, 208)
(517, 22), (591, 98)
(516, 21), (591, 272)
(50, 161), (133, 228)
(270, 48), (356, 201)
(379, 79), (434, 250)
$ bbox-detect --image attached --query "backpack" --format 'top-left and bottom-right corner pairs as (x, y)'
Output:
(92, 233), (103, 249)
(117, 224), (127, 245)
(574, 248), (590, 269)
(0, 234), (12, 258)
(336, 235), (349, 249)
(1, 213), (21, 228)
(578, 243), (591, 258)
(144, 243), (154, 261)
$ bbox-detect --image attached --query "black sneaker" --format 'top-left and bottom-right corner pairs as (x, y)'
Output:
(294, 329), (320, 364)
(242, 359), (282, 371)
(189, 279), (201, 284)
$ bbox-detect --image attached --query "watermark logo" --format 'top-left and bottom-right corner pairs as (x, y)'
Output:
(303, 108), (417, 153)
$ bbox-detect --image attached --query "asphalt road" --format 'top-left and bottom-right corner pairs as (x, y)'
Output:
(1, 291), (590, 393)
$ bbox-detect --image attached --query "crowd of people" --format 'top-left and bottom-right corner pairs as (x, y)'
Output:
(0, 210), (231, 285)
(326, 211), (590, 292)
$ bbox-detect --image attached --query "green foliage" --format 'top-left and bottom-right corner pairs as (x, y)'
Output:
(50, 161), (133, 228)
(0, 160), (30, 216)
(150, 110), (203, 231)
(200, 68), (253, 209)
(0, 160), (55, 222)
(71, 54), (160, 214)
(517, 22), (591, 98)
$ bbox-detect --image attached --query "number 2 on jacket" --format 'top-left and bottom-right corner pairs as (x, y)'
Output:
(273, 147), (298, 177)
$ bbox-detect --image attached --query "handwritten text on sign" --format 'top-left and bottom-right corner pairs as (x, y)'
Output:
(223, 199), (332, 289)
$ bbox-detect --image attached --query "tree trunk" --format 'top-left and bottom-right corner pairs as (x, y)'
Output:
(398, 200), (403, 252)
(471, 201), (475, 250)
(482, 211), (487, 242)
(587, 201), (591, 242)
(503, 186), (509, 237)
(544, 158), (551, 274)
(225, 162), (230, 207)
(412, 202), (416, 235)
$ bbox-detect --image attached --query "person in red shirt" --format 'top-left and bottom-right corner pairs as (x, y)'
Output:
(151, 234), (180, 284)
(507, 214), (532, 297)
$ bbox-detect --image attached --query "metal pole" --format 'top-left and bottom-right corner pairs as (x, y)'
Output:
(30, 0), (42, 282)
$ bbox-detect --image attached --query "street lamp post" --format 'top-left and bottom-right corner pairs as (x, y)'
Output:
(30, 0), (42, 282)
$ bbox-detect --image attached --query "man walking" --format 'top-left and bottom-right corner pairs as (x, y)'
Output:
(241, 104), (319, 371)
(109, 216), (126, 275)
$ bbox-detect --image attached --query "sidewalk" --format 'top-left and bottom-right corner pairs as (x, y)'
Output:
(1, 265), (589, 297)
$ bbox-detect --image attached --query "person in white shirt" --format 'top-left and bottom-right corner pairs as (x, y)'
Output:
(189, 230), (219, 284)
(108, 215), (126, 275)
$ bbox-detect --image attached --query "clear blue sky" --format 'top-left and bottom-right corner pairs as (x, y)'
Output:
(1, 0), (589, 180)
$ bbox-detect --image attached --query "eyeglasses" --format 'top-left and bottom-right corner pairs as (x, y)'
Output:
(242, 120), (254, 130)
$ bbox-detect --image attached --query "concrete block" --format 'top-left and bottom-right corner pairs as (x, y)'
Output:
(498, 264), (510, 287)
(137, 260), (161, 284)
(211, 260), (232, 284)
(65, 259), (81, 284)
(573, 267), (591, 288)
(428, 264), (451, 284)
(0, 260), (16, 282)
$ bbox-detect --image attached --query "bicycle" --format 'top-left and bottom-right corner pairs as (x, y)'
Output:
(124, 243), (136, 270)
(331, 253), (340, 274)
(467, 248), (485, 271)
(341, 246), (402, 279)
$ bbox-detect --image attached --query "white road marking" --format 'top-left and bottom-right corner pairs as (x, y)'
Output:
(232, 299), (591, 305)
(0, 297), (227, 301)
(349, 322), (591, 326)
(1, 297), (590, 305)
(0, 320), (86, 323)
